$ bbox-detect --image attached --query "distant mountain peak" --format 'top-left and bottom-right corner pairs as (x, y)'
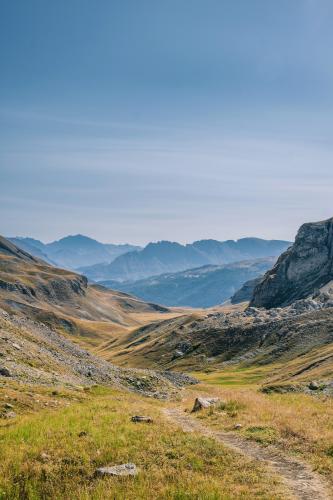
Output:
(8, 235), (141, 271)
(81, 237), (291, 282)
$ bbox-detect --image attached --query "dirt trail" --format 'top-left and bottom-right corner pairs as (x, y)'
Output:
(164, 408), (331, 500)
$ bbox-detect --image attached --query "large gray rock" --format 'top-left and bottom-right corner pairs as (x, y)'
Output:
(191, 397), (219, 412)
(251, 217), (333, 308)
(95, 463), (138, 476)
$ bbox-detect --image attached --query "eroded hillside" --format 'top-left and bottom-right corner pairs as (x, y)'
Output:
(0, 236), (181, 350)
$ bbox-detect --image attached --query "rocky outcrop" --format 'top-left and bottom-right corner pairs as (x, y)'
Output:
(250, 217), (333, 308)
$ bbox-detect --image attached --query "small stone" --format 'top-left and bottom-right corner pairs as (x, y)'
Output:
(0, 367), (11, 377)
(192, 397), (219, 412)
(12, 343), (21, 350)
(309, 381), (319, 390)
(4, 403), (13, 409)
(95, 463), (138, 476)
(173, 350), (184, 358)
(131, 415), (153, 423)
(234, 423), (243, 430)
(40, 452), (51, 462)
(5, 411), (16, 419)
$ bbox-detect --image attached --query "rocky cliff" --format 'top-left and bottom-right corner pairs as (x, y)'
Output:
(250, 217), (333, 308)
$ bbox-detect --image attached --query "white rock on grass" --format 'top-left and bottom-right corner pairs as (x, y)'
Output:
(95, 463), (138, 476)
(192, 397), (219, 412)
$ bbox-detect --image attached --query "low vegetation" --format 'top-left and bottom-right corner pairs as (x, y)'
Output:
(0, 385), (287, 499)
(185, 367), (333, 488)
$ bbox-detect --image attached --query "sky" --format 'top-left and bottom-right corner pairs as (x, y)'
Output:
(1, 0), (333, 245)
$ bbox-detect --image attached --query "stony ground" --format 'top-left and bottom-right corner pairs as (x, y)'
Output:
(0, 309), (196, 399)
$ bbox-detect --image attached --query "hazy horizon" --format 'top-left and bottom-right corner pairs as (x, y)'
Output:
(1, 1), (333, 245)
(6, 232), (294, 247)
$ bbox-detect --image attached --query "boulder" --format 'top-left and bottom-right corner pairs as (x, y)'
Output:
(131, 415), (153, 423)
(0, 367), (11, 377)
(95, 463), (138, 476)
(191, 397), (219, 412)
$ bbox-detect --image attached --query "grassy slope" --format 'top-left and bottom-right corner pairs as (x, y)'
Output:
(0, 245), (184, 351)
(0, 384), (286, 500)
(97, 304), (241, 368)
(101, 304), (333, 389)
(181, 368), (333, 488)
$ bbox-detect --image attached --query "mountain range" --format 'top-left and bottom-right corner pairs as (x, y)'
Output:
(8, 235), (141, 270)
(1, 217), (333, 392)
(100, 257), (275, 308)
(80, 238), (291, 282)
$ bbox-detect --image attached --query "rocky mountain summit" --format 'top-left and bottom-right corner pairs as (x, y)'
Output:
(8, 235), (141, 270)
(251, 217), (333, 308)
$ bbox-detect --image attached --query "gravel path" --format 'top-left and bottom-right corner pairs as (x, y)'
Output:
(164, 407), (331, 500)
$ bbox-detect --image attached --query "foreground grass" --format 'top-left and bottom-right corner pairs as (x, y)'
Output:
(0, 385), (286, 499)
(187, 368), (333, 487)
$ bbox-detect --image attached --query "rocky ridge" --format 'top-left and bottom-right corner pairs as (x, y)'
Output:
(251, 217), (333, 308)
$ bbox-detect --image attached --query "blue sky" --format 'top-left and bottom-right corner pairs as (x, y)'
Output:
(1, 0), (333, 244)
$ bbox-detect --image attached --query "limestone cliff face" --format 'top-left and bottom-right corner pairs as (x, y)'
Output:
(250, 217), (333, 308)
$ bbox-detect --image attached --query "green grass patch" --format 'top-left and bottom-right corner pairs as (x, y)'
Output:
(193, 365), (272, 387)
(245, 426), (279, 445)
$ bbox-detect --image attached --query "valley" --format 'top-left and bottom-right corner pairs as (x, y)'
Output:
(1, 218), (333, 499)
(100, 257), (275, 308)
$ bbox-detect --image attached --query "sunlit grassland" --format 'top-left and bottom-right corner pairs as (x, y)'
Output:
(0, 385), (286, 500)
(183, 367), (333, 486)
(194, 365), (273, 386)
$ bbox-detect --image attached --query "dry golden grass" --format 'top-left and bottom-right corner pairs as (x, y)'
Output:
(0, 385), (287, 500)
(182, 369), (333, 488)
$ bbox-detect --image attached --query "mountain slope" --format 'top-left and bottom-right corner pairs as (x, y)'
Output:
(0, 309), (186, 398)
(251, 217), (333, 308)
(102, 297), (333, 388)
(0, 235), (177, 351)
(100, 258), (275, 308)
(81, 238), (291, 282)
(98, 217), (333, 388)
